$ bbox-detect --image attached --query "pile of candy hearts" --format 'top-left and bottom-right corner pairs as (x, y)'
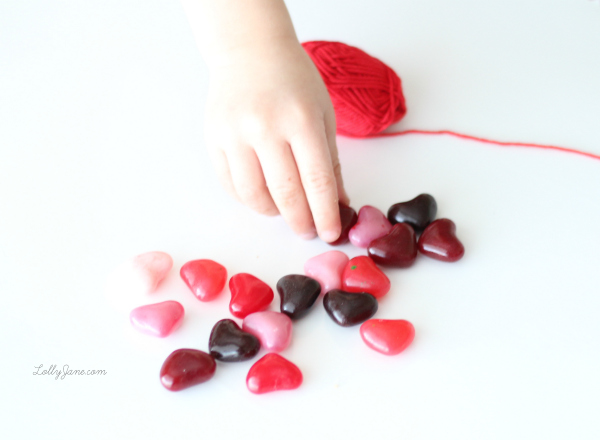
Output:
(121, 194), (464, 394)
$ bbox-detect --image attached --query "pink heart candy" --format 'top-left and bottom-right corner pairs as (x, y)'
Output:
(304, 250), (349, 294)
(242, 311), (293, 352)
(130, 251), (173, 293)
(129, 300), (184, 338)
(348, 206), (393, 248)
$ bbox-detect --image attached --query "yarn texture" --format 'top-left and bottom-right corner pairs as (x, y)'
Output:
(302, 41), (407, 137)
(302, 40), (600, 162)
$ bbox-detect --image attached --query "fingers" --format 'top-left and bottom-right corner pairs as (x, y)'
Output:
(324, 109), (350, 206)
(289, 121), (342, 243)
(226, 146), (279, 216)
(254, 142), (317, 239)
(207, 113), (348, 243)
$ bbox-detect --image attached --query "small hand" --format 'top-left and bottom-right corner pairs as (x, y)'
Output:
(204, 38), (349, 242)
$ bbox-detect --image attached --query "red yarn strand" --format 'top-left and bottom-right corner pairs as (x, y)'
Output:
(302, 41), (600, 163)
(361, 129), (600, 162)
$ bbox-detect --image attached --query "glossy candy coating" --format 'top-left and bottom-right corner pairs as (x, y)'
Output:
(387, 194), (437, 232)
(368, 223), (417, 268)
(246, 353), (303, 394)
(243, 311), (293, 352)
(180, 259), (227, 302)
(160, 349), (216, 392)
(229, 273), (274, 319)
(348, 205), (393, 248)
(209, 319), (260, 362)
(129, 300), (184, 338)
(329, 203), (358, 246)
(418, 218), (465, 262)
(360, 319), (415, 355)
(342, 256), (391, 298)
(304, 250), (349, 294)
(323, 290), (378, 327)
(276, 275), (321, 320)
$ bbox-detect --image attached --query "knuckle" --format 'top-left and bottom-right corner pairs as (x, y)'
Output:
(293, 109), (322, 134)
(240, 114), (271, 141)
(304, 170), (336, 195)
(270, 182), (302, 209)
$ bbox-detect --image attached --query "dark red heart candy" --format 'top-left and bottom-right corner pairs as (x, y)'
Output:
(323, 289), (378, 327)
(160, 349), (216, 392)
(276, 274), (321, 320)
(329, 203), (358, 246)
(209, 319), (260, 362)
(418, 218), (464, 262)
(368, 223), (417, 268)
(387, 194), (437, 232)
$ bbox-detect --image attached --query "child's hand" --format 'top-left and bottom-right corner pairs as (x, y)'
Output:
(204, 38), (349, 242)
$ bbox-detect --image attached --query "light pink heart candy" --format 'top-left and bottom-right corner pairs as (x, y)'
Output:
(243, 311), (292, 352)
(130, 300), (184, 338)
(130, 251), (173, 293)
(348, 206), (393, 248)
(304, 250), (349, 294)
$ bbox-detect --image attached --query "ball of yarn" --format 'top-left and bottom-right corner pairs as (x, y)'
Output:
(302, 41), (407, 138)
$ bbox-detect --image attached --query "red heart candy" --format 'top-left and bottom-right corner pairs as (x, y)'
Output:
(342, 256), (390, 298)
(229, 273), (274, 319)
(368, 223), (417, 268)
(159, 349), (216, 391)
(246, 353), (303, 394)
(360, 319), (415, 355)
(180, 259), (227, 301)
(418, 218), (465, 262)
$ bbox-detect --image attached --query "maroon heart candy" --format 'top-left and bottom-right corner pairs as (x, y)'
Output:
(418, 218), (464, 262)
(387, 194), (437, 232)
(329, 203), (358, 246)
(368, 223), (417, 268)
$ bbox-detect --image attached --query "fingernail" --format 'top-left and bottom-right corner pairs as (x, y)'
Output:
(301, 230), (317, 240)
(320, 229), (340, 243)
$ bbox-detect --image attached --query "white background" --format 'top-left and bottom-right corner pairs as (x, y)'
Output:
(2, 1), (600, 439)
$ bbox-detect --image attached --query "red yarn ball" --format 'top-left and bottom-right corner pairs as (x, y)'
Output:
(302, 41), (407, 138)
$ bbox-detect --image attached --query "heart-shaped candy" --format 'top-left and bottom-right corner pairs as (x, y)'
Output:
(304, 250), (349, 294)
(246, 353), (303, 394)
(276, 274), (321, 320)
(229, 273), (274, 319)
(129, 300), (184, 338)
(243, 311), (292, 352)
(160, 348), (216, 392)
(348, 205), (393, 248)
(323, 290), (378, 327)
(360, 319), (415, 355)
(130, 251), (173, 293)
(329, 203), (358, 246)
(180, 259), (227, 301)
(208, 319), (260, 362)
(418, 218), (465, 262)
(387, 194), (437, 232)
(342, 256), (391, 298)
(368, 223), (417, 268)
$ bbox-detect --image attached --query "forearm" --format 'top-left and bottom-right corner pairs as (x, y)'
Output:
(180, 0), (299, 68)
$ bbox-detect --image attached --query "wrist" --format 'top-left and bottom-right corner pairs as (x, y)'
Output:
(205, 35), (302, 72)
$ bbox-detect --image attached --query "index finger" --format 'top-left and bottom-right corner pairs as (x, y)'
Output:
(290, 122), (342, 243)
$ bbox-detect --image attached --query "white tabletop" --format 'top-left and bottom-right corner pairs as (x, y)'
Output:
(2, 1), (600, 439)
